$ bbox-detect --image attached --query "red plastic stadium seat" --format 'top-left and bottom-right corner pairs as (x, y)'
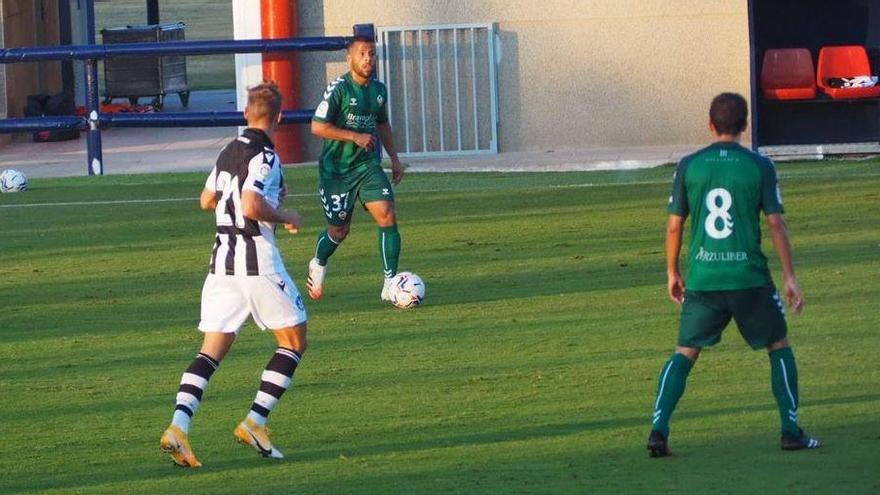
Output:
(761, 49), (816, 100)
(816, 45), (880, 99)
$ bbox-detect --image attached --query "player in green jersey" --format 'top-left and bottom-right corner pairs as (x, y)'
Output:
(647, 93), (821, 457)
(308, 36), (404, 303)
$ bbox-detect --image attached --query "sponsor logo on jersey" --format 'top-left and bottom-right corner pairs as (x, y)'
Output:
(339, 211), (348, 220)
(350, 97), (358, 106)
(694, 246), (748, 262)
(382, 188), (390, 195)
(345, 113), (376, 128)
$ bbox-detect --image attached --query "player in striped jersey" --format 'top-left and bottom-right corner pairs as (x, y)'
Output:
(160, 82), (308, 467)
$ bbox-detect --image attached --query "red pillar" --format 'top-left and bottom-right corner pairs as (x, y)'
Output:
(261, 0), (302, 164)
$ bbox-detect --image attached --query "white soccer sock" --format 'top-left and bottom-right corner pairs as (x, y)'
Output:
(172, 409), (192, 433)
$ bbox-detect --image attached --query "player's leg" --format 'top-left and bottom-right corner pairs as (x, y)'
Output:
(361, 165), (400, 300)
(161, 275), (248, 467)
(648, 291), (730, 457)
(365, 199), (400, 301)
(235, 272), (308, 458)
(648, 346), (699, 457)
(732, 286), (821, 449)
(308, 177), (357, 300)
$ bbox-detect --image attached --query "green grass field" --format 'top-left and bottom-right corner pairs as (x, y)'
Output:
(0, 161), (878, 494)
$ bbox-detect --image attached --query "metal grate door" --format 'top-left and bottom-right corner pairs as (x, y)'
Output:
(377, 23), (499, 157)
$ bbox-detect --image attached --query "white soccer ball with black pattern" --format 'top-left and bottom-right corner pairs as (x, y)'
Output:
(388, 271), (425, 309)
(0, 169), (28, 193)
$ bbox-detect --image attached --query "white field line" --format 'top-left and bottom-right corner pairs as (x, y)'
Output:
(1, 172), (878, 209)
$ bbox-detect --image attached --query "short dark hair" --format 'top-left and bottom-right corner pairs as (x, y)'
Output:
(347, 37), (375, 51)
(709, 92), (748, 135)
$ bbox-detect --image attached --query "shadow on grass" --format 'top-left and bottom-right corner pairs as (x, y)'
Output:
(5, 392), (877, 494)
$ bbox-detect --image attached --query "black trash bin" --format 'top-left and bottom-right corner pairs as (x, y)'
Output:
(101, 23), (191, 110)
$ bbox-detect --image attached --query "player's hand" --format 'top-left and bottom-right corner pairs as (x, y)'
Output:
(279, 184), (288, 204)
(283, 211), (301, 234)
(353, 132), (376, 150)
(391, 159), (405, 185)
(783, 277), (804, 314)
(668, 272), (685, 305)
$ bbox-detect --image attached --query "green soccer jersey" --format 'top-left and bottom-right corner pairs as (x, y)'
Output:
(312, 72), (389, 177)
(668, 141), (784, 291)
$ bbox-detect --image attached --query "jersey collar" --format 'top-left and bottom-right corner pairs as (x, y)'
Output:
(242, 128), (275, 149)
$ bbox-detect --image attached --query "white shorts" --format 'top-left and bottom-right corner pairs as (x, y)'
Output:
(198, 271), (307, 333)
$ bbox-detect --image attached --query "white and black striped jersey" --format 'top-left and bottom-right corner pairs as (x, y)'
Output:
(204, 128), (286, 276)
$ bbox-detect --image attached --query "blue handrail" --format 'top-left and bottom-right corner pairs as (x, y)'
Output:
(0, 36), (352, 63)
(0, 0), (373, 176)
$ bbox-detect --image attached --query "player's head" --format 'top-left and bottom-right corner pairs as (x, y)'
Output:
(245, 81), (283, 129)
(709, 92), (748, 137)
(346, 37), (376, 80)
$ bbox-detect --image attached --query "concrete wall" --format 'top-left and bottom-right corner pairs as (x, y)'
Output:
(296, 0), (750, 158)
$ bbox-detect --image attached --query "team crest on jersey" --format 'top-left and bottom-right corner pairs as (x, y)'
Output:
(259, 164), (271, 178)
(338, 211), (348, 220)
(377, 94), (384, 105)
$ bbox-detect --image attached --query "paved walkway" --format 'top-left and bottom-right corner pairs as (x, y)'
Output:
(1, 90), (701, 178)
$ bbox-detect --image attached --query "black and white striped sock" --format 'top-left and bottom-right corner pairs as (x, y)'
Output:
(246, 347), (301, 426)
(171, 352), (219, 433)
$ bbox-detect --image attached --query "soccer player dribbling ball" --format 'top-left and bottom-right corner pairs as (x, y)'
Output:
(160, 82), (308, 467)
(307, 34), (405, 303)
(647, 93), (821, 457)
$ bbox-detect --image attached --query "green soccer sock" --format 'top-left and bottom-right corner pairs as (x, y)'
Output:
(314, 229), (341, 266)
(378, 224), (401, 278)
(770, 346), (800, 434)
(651, 353), (694, 436)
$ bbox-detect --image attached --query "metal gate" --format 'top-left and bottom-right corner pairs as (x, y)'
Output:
(377, 23), (499, 157)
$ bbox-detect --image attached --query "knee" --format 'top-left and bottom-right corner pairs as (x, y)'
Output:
(276, 324), (308, 354)
(377, 209), (396, 227)
(330, 225), (350, 242)
(767, 337), (789, 352)
(675, 346), (701, 362)
(292, 336), (308, 355)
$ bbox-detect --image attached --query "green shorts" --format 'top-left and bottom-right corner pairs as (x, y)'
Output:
(318, 163), (394, 226)
(678, 285), (788, 350)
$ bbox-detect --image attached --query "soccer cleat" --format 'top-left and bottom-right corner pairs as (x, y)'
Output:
(234, 418), (284, 459)
(781, 429), (822, 450)
(160, 425), (202, 468)
(306, 258), (326, 301)
(647, 430), (671, 458)
(381, 277), (393, 302)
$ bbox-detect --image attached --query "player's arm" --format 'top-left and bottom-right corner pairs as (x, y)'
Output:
(666, 214), (686, 304)
(311, 120), (375, 150)
(241, 190), (301, 234)
(767, 213), (804, 313)
(200, 166), (220, 211)
(200, 188), (219, 211)
(377, 122), (404, 185)
(311, 82), (374, 149)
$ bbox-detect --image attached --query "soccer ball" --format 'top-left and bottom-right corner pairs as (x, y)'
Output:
(388, 271), (425, 309)
(0, 169), (28, 193)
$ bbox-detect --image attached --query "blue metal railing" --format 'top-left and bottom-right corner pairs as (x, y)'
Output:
(0, 0), (371, 175)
